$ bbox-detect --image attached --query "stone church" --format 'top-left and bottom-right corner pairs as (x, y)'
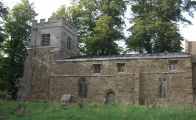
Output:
(21, 18), (196, 105)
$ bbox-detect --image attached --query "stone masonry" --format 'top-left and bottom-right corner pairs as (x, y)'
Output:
(186, 40), (196, 102)
(21, 18), (195, 105)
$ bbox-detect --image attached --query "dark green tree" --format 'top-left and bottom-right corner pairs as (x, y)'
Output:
(0, 1), (8, 93)
(85, 0), (126, 55)
(52, 0), (98, 54)
(52, 0), (126, 55)
(3, 0), (36, 99)
(0, 2), (7, 46)
(128, 0), (196, 53)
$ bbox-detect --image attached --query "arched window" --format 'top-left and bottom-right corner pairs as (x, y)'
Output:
(61, 39), (66, 50)
(78, 78), (88, 98)
(105, 90), (115, 104)
(67, 37), (72, 49)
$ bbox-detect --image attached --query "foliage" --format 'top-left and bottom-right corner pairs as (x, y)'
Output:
(0, 2), (7, 45)
(52, 0), (126, 55)
(0, 1), (7, 53)
(2, 0), (36, 99)
(51, 5), (67, 19)
(128, 0), (196, 53)
(85, 16), (119, 55)
(85, 0), (126, 55)
(0, 1), (8, 92)
(51, 5), (77, 25)
(0, 101), (196, 120)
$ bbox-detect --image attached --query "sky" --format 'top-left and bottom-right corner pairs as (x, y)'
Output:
(2, 0), (196, 41)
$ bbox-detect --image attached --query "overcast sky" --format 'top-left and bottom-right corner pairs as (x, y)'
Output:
(2, 0), (196, 41)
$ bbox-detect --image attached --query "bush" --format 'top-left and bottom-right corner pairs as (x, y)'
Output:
(0, 91), (11, 100)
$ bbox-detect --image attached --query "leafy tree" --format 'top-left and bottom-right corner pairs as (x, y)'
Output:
(3, 0), (36, 99)
(51, 5), (77, 24)
(85, 16), (119, 55)
(85, 0), (126, 55)
(52, 0), (126, 55)
(51, 5), (67, 18)
(128, 0), (196, 53)
(52, 1), (96, 34)
(0, 1), (8, 93)
(0, 2), (7, 46)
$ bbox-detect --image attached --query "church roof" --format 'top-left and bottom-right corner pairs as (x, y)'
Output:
(56, 53), (191, 62)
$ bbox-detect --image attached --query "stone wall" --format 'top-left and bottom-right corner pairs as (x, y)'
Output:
(46, 54), (193, 105)
(22, 47), (55, 100)
(185, 40), (196, 103)
(192, 63), (196, 103)
(22, 47), (193, 105)
(21, 18), (194, 105)
(18, 50), (33, 100)
(185, 40), (196, 62)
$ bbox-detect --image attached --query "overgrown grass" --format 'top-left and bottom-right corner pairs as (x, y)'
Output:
(0, 100), (196, 120)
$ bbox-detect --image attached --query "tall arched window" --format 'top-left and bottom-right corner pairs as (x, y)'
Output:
(78, 78), (88, 98)
(67, 37), (72, 49)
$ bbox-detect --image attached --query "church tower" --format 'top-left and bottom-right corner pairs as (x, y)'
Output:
(20, 18), (79, 100)
(31, 17), (79, 58)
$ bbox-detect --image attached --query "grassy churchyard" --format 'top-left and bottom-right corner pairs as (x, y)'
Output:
(0, 100), (196, 120)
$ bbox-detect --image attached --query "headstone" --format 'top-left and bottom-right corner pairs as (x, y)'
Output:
(60, 94), (72, 105)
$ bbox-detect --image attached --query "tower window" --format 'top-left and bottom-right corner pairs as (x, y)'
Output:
(67, 37), (72, 49)
(117, 63), (125, 72)
(93, 64), (102, 73)
(41, 34), (50, 46)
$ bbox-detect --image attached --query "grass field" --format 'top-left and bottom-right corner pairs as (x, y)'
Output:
(0, 100), (196, 120)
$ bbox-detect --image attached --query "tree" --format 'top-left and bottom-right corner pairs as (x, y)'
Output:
(51, 5), (77, 24)
(52, 0), (98, 54)
(85, 16), (120, 55)
(3, 0), (36, 99)
(0, 2), (7, 46)
(128, 0), (196, 53)
(85, 0), (126, 55)
(0, 1), (8, 94)
(52, 0), (126, 55)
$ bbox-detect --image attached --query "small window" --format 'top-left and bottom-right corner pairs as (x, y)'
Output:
(41, 34), (50, 46)
(93, 64), (101, 73)
(168, 60), (178, 71)
(117, 63), (125, 72)
(67, 37), (71, 49)
(159, 78), (168, 98)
